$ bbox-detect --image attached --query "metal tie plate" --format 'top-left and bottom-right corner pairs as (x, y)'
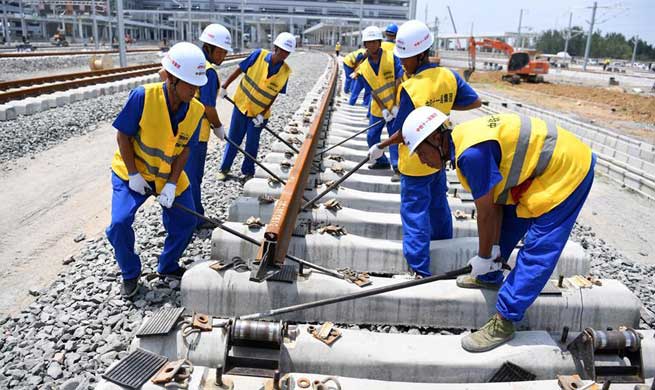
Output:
(136, 307), (185, 337)
(488, 361), (536, 382)
(101, 348), (168, 389)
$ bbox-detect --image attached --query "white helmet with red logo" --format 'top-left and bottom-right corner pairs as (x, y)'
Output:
(273, 32), (296, 53)
(161, 42), (208, 87)
(200, 23), (233, 52)
(402, 106), (450, 155)
(394, 20), (434, 58)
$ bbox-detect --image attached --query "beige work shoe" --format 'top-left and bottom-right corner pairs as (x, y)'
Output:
(456, 274), (502, 290)
(461, 314), (515, 352)
(217, 171), (229, 181)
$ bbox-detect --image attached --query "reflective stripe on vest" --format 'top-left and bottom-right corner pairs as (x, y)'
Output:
(111, 82), (204, 196)
(359, 49), (396, 117)
(232, 49), (291, 119)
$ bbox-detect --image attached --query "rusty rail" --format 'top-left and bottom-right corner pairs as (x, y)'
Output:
(252, 55), (338, 281)
(0, 48), (161, 58)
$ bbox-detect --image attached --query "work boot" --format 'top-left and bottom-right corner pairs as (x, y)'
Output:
(391, 168), (400, 182)
(242, 175), (254, 182)
(461, 313), (515, 352)
(368, 161), (391, 170)
(456, 274), (502, 290)
(196, 219), (215, 230)
(217, 171), (229, 181)
(158, 266), (187, 280)
(121, 277), (140, 298)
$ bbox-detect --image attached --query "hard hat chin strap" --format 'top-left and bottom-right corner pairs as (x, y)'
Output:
(424, 129), (453, 169)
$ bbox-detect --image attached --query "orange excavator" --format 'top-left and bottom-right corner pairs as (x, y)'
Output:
(464, 37), (549, 84)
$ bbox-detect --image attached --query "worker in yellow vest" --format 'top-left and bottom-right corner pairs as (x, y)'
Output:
(382, 23), (397, 52)
(106, 42), (208, 297)
(217, 32), (294, 181)
(342, 47), (366, 94)
(335, 41), (341, 56)
(371, 20), (481, 278)
(402, 106), (596, 352)
(357, 25), (404, 177)
(183, 24), (232, 229)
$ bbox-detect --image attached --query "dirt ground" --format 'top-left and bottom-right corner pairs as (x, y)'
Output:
(460, 70), (655, 143)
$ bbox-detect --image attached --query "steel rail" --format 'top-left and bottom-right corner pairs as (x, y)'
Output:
(0, 48), (161, 58)
(252, 56), (338, 280)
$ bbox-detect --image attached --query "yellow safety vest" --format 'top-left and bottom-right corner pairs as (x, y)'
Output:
(343, 48), (366, 68)
(398, 66), (458, 176)
(233, 49), (291, 119)
(195, 61), (220, 143)
(452, 114), (592, 218)
(381, 40), (395, 52)
(358, 48), (397, 117)
(111, 82), (204, 196)
(335, 43), (341, 51)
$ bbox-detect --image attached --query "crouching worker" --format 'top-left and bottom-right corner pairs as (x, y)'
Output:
(106, 42), (208, 297)
(402, 106), (595, 352)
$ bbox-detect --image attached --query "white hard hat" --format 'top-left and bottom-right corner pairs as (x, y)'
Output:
(394, 20), (434, 58)
(273, 32), (296, 53)
(402, 106), (450, 155)
(362, 26), (384, 42)
(161, 42), (208, 87)
(200, 23), (233, 52)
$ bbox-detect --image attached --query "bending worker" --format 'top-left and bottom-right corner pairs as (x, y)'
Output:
(217, 32), (294, 181)
(402, 106), (596, 352)
(357, 25), (404, 175)
(342, 47), (366, 95)
(371, 20), (481, 278)
(106, 42), (207, 297)
(185, 23), (232, 228)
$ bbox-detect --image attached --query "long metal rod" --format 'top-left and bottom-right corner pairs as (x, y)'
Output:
(302, 155), (369, 210)
(239, 265), (472, 320)
(223, 136), (311, 202)
(316, 119), (383, 157)
(224, 96), (300, 154)
(171, 202), (344, 279)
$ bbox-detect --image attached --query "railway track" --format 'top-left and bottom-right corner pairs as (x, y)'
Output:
(95, 55), (654, 389)
(0, 47), (161, 59)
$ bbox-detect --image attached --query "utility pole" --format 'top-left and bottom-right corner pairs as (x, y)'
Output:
(240, 0), (245, 50)
(18, 0), (26, 39)
(187, 0), (191, 41)
(433, 16), (439, 54)
(1, 0), (10, 44)
(91, 0), (99, 49)
(631, 35), (638, 64)
(564, 11), (572, 54)
(582, 1), (597, 71)
(424, 3), (428, 24)
(358, 0), (363, 46)
(107, 0), (113, 47)
(516, 9), (524, 49)
(116, 0), (127, 67)
(446, 6), (459, 49)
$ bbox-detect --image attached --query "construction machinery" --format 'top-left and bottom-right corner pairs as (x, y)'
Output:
(464, 37), (549, 84)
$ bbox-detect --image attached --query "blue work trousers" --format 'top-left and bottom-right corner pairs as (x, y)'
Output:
(219, 107), (268, 176)
(184, 140), (208, 224)
(367, 115), (398, 168)
(348, 76), (371, 107)
(106, 173), (196, 280)
(401, 171), (453, 277)
(343, 64), (354, 93)
(478, 154), (596, 322)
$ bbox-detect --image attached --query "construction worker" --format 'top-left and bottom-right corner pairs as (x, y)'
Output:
(402, 106), (596, 352)
(342, 47), (366, 94)
(382, 23), (398, 51)
(357, 25), (404, 174)
(217, 32), (294, 181)
(106, 42), (208, 297)
(183, 24), (232, 229)
(335, 41), (341, 56)
(370, 20), (481, 277)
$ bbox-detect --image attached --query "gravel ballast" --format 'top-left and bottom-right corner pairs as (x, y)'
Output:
(0, 51), (329, 389)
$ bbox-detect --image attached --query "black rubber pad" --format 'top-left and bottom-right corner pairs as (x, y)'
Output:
(136, 307), (185, 337)
(102, 348), (168, 389)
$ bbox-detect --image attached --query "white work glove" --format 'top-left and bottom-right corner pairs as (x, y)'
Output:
(128, 172), (152, 195)
(391, 105), (399, 117)
(218, 87), (227, 99)
(368, 143), (385, 162)
(252, 114), (265, 128)
(468, 253), (503, 277)
(157, 183), (176, 209)
(349, 72), (358, 80)
(213, 124), (225, 141)
(381, 109), (395, 123)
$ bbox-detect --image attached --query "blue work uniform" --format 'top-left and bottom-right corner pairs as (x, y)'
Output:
(184, 51), (220, 224)
(219, 49), (289, 176)
(358, 48), (404, 168)
(107, 84), (199, 280)
(457, 141), (597, 321)
(393, 63), (479, 277)
(343, 50), (366, 94)
(348, 76), (372, 107)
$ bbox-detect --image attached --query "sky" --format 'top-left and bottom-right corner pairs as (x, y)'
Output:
(416, 0), (655, 46)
